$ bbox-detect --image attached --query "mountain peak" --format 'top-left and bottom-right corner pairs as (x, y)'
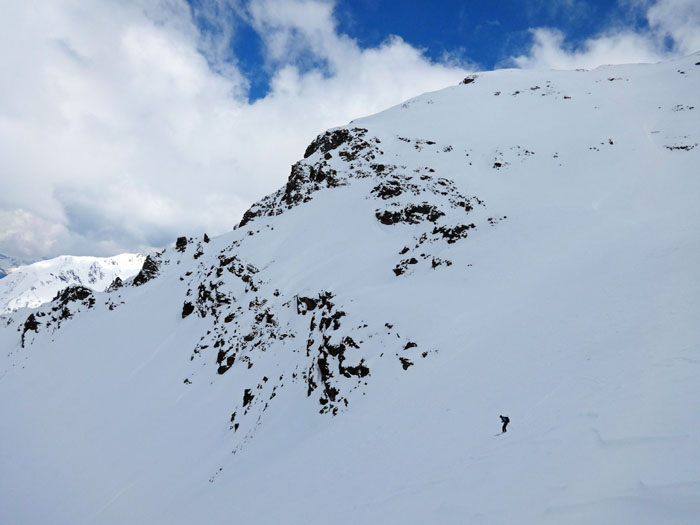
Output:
(1, 55), (699, 523)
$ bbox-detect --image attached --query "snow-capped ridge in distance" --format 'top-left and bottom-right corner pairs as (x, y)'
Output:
(1, 54), (699, 524)
(0, 253), (145, 313)
(0, 253), (33, 279)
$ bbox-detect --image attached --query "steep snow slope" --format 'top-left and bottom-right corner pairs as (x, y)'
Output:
(1, 55), (699, 525)
(0, 254), (145, 313)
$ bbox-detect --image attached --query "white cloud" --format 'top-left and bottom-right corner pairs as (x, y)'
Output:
(513, 0), (700, 70)
(512, 27), (665, 70)
(0, 209), (71, 260)
(0, 0), (468, 260)
(647, 0), (700, 54)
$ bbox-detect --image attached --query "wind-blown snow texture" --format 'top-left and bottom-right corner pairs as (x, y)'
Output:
(1, 55), (700, 525)
(0, 254), (145, 313)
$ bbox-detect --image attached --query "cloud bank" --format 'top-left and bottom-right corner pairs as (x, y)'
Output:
(1, 0), (698, 259)
(512, 0), (700, 69)
(0, 0), (467, 259)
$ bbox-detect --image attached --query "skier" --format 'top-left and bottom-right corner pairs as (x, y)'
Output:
(499, 415), (510, 433)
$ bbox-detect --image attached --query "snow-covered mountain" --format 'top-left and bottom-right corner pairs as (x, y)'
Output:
(1, 54), (699, 524)
(0, 253), (145, 313)
(0, 253), (32, 279)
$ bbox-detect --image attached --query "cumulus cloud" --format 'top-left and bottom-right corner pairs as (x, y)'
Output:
(512, 0), (700, 69)
(0, 0), (468, 259)
(0, 210), (71, 261)
(512, 27), (665, 70)
(647, 0), (700, 54)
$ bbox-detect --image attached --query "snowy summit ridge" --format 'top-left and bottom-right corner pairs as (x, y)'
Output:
(1, 55), (700, 524)
(0, 253), (145, 313)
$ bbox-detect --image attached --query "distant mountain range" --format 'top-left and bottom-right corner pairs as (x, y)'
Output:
(0, 253), (145, 313)
(0, 253), (32, 279)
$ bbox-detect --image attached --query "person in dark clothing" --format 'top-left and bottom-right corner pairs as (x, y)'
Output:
(500, 415), (510, 433)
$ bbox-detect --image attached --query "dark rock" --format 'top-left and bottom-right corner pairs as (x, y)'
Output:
(53, 285), (93, 304)
(105, 277), (123, 292)
(432, 223), (476, 243)
(399, 357), (414, 370)
(371, 179), (403, 200)
(303, 128), (368, 158)
(376, 203), (444, 225)
(182, 301), (194, 318)
(431, 257), (452, 269)
(282, 161), (340, 207)
(304, 129), (352, 158)
(58, 306), (71, 320)
(296, 296), (319, 314)
(343, 361), (370, 378)
(243, 389), (254, 407)
(404, 204), (444, 224)
(132, 255), (160, 286)
(393, 257), (419, 276)
(318, 310), (345, 331)
(238, 208), (258, 228)
(343, 336), (360, 349)
(175, 236), (188, 252)
(376, 210), (403, 225)
(21, 313), (39, 347)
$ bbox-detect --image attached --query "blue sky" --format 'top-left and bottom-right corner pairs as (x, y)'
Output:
(332, 0), (637, 65)
(1, 0), (699, 260)
(206, 0), (655, 101)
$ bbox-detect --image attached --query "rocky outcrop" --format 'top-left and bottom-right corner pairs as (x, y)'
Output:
(237, 127), (383, 229)
(20, 285), (96, 347)
(375, 203), (444, 225)
(132, 255), (161, 286)
(106, 277), (123, 292)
